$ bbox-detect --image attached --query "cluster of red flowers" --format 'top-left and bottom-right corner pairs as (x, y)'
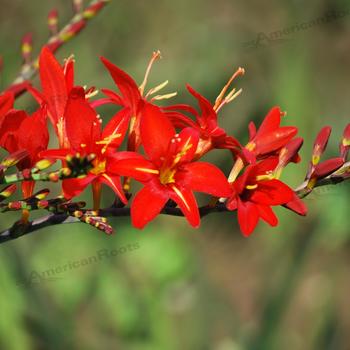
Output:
(1, 47), (349, 236)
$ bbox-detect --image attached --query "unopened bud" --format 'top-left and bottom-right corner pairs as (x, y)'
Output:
(312, 126), (332, 166)
(48, 9), (59, 35)
(21, 33), (33, 64)
(340, 123), (350, 160)
(313, 157), (344, 179)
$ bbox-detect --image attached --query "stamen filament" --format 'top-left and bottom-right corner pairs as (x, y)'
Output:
(145, 80), (169, 98)
(214, 67), (245, 111)
(135, 167), (159, 175)
(151, 92), (178, 101)
(139, 50), (162, 96)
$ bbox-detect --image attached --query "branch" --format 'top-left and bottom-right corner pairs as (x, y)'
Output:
(0, 203), (231, 244)
(4, 0), (111, 97)
(0, 157), (348, 245)
(294, 161), (350, 198)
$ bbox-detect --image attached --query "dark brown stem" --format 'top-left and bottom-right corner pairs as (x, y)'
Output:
(0, 163), (348, 245)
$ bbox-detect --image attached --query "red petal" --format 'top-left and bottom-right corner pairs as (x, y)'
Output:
(26, 85), (45, 106)
(256, 204), (278, 226)
(255, 127), (298, 155)
(39, 47), (67, 125)
(313, 157), (344, 178)
(101, 88), (124, 106)
(165, 111), (199, 130)
(340, 123), (350, 159)
(109, 157), (158, 182)
(284, 193), (307, 216)
(313, 126), (331, 160)
(65, 87), (101, 152)
(140, 103), (175, 161)
(177, 162), (232, 197)
(250, 179), (294, 206)
(0, 110), (26, 153)
(253, 158), (279, 176)
(278, 137), (304, 168)
(100, 173), (127, 203)
(0, 92), (14, 118)
(17, 107), (49, 164)
(226, 194), (238, 211)
(101, 108), (130, 151)
(237, 199), (259, 237)
(39, 149), (71, 160)
(162, 104), (198, 117)
(248, 121), (257, 140)
(63, 57), (75, 93)
(100, 57), (141, 113)
(62, 174), (95, 199)
(256, 107), (283, 137)
(131, 184), (168, 229)
(186, 84), (217, 127)
(169, 185), (200, 228)
(171, 127), (199, 164)
(233, 165), (255, 194)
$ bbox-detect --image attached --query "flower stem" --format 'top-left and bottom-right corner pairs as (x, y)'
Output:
(92, 180), (102, 212)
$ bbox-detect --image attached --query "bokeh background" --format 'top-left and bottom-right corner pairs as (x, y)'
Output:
(0, 0), (350, 349)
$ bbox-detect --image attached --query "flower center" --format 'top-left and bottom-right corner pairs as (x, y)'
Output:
(159, 167), (176, 185)
(90, 159), (106, 176)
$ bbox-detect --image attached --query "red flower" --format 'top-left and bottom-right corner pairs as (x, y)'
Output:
(226, 158), (295, 236)
(100, 52), (176, 152)
(164, 85), (241, 158)
(29, 47), (95, 148)
(109, 103), (232, 229)
(40, 87), (130, 203)
(0, 106), (49, 198)
(244, 107), (298, 163)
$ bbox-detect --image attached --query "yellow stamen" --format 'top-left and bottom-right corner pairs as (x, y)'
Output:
(145, 80), (169, 98)
(214, 67), (245, 111)
(86, 89), (99, 99)
(151, 92), (178, 101)
(312, 155), (320, 166)
(227, 157), (244, 183)
(135, 167), (159, 175)
(343, 138), (350, 147)
(245, 142), (256, 152)
(256, 174), (274, 181)
(96, 133), (122, 154)
(139, 50), (162, 95)
(171, 184), (190, 211)
(90, 160), (106, 176)
(246, 184), (258, 190)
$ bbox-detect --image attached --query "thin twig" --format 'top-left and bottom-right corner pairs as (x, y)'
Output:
(0, 204), (230, 244)
(5, 0), (111, 97)
(1, 167), (349, 245)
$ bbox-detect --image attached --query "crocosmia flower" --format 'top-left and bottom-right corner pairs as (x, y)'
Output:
(226, 158), (295, 236)
(40, 87), (130, 206)
(100, 52), (176, 153)
(244, 107), (298, 163)
(164, 85), (241, 158)
(110, 103), (232, 228)
(29, 47), (96, 148)
(0, 106), (49, 198)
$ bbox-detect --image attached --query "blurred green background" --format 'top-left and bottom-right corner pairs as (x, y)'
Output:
(1, 0), (350, 349)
